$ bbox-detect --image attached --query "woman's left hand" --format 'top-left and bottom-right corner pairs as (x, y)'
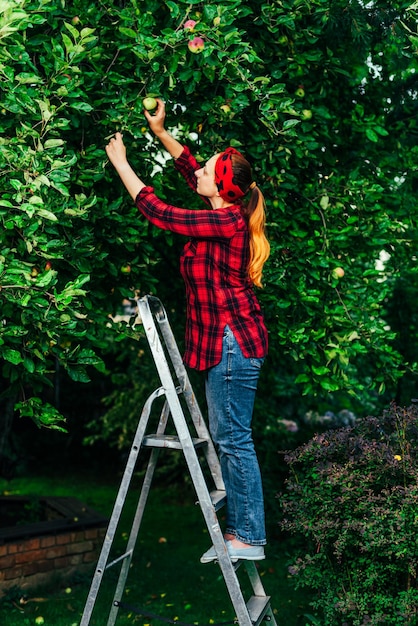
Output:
(105, 132), (128, 169)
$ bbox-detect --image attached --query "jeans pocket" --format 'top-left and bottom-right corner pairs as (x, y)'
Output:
(250, 357), (264, 369)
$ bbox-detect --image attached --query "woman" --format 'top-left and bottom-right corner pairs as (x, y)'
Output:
(105, 99), (270, 562)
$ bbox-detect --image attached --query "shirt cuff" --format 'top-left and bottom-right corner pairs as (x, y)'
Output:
(135, 186), (154, 203)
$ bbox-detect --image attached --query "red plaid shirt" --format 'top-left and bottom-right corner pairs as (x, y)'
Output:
(135, 146), (268, 371)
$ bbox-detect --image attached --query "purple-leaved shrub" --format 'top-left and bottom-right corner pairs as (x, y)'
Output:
(280, 401), (418, 625)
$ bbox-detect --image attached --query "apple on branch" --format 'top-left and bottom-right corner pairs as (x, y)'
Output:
(143, 96), (157, 111)
(188, 36), (205, 53)
(332, 267), (345, 279)
(183, 19), (196, 31)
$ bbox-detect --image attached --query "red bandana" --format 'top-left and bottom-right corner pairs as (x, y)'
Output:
(214, 147), (246, 202)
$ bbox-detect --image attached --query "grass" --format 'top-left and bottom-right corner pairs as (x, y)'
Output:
(0, 466), (316, 626)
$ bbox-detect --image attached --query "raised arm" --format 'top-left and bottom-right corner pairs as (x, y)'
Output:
(144, 99), (184, 160)
(105, 132), (145, 201)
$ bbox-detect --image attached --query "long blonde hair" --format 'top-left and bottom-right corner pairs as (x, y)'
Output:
(231, 153), (270, 287)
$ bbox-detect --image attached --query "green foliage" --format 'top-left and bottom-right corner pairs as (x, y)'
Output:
(280, 402), (418, 625)
(0, 0), (417, 434)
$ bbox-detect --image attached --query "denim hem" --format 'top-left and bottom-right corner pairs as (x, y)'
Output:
(235, 535), (267, 546)
(226, 528), (266, 546)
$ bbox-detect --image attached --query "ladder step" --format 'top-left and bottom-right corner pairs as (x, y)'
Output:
(105, 550), (132, 570)
(246, 595), (271, 626)
(142, 434), (208, 450)
(210, 489), (227, 510)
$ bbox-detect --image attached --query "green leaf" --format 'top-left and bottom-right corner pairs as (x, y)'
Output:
(311, 365), (330, 376)
(44, 139), (65, 148)
(119, 27), (137, 39)
(319, 379), (340, 391)
(69, 101), (93, 112)
(66, 365), (91, 383)
(64, 21), (80, 40)
(23, 356), (35, 373)
(165, 1), (180, 17)
(15, 72), (43, 84)
(1, 347), (23, 365)
(282, 119), (300, 130)
(36, 208), (58, 221)
(365, 127), (378, 142)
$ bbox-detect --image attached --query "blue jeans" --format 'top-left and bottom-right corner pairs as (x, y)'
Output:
(205, 326), (266, 546)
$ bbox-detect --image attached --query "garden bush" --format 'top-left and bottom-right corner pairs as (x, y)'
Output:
(280, 401), (418, 625)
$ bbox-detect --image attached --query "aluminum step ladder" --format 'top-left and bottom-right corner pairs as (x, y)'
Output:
(79, 295), (277, 626)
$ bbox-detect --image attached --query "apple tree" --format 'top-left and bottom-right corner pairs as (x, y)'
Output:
(0, 0), (417, 458)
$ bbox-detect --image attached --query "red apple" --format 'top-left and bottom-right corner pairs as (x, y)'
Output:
(188, 36), (205, 53)
(332, 267), (345, 279)
(183, 19), (196, 31)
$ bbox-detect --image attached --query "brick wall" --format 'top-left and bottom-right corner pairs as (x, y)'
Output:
(0, 525), (106, 593)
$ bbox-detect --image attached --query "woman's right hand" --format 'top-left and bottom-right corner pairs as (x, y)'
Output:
(144, 98), (166, 136)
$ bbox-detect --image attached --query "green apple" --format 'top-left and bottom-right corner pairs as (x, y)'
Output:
(142, 96), (157, 111)
(301, 109), (312, 120)
(295, 87), (305, 98)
